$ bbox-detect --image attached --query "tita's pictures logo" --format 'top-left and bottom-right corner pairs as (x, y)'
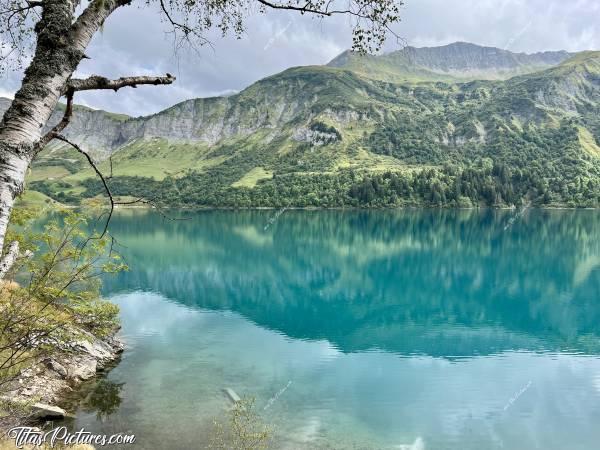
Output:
(7, 426), (136, 448)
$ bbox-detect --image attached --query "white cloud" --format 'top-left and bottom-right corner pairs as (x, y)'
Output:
(0, 88), (13, 99)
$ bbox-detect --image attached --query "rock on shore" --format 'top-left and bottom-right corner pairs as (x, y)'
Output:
(3, 329), (124, 420)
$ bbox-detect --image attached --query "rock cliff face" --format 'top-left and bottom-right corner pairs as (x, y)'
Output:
(328, 42), (573, 81)
(0, 98), (130, 159)
(397, 42), (570, 73)
(0, 71), (327, 159)
(0, 43), (597, 166)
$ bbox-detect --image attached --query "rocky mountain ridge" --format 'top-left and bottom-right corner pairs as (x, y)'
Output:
(328, 42), (573, 81)
(0, 42), (590, 162)
(2, 42), (600, 208)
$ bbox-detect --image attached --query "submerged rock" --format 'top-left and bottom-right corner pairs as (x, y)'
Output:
(223, 388), (241, 404)
(30, 403), (67, 420)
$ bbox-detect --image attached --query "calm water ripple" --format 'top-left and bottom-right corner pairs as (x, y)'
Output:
(63, 209), (600, 450)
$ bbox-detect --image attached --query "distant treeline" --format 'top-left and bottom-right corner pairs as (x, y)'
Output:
(32, 160), (599, 208)
(30, 119), (600, 208)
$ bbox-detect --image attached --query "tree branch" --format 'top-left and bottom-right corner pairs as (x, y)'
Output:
(38, 73), (174, 148)
(255, 0), (334, 16)
(49, 135), (186, 241)
(52, 134), (115, 239)
(0, 0), (43, 16)
(38, 87), (74, 150)
(66, 74), (176, 94)
(254, 0), (372, 17)
(159, 0), (191, 32)
(254, 0), (402, 52)
(157, 0), (214, 49)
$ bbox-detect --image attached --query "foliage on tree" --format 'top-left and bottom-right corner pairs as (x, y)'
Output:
(0, 207), (126, 393)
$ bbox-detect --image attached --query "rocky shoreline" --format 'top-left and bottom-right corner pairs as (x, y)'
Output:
(1, 330), (123, 426)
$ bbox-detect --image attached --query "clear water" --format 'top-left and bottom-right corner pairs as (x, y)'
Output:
(68, 209), (600, 449)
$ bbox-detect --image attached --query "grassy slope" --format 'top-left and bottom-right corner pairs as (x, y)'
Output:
(27, 52), (600, 207)
(15, 190), (63, 208)
(65, 138), (224, 181)
(231, 167), (273, 188)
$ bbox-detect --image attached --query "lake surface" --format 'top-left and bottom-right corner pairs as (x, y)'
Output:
(67, 209), (600, 449)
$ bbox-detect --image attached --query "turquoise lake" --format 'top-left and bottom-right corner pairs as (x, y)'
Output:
(68, 209), (600, 449)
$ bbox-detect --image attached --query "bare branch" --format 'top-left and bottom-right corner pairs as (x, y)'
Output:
(0, 1), (42, 16)
(253, 0), (402, 52)
(159, 0), (193, 33)
(158, 0), (214, 50)
(52, 134), (115, 240)
(66, 74), (176, 94)
(0, 0), (43, 72)
(48, 134), (187, 242)
(255, 0), (334, 16)
(38, 87), (74, 150)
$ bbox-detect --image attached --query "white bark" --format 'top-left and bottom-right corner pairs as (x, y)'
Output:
(68, 74), (175, 93)
(0, 0), (130, 268)
(0, 241), (21, 279)
(0, 0), (175, 270)
(0, 149), (32, 263)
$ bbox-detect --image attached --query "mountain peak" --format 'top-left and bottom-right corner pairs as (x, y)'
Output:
(328, 42), (574, 82)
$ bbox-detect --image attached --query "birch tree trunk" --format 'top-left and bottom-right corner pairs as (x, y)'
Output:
(0, 0), (125, 270)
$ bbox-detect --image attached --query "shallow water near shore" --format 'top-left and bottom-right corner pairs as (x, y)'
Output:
(65, 209), (600, 449)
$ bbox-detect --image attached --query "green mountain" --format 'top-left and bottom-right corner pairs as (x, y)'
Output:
(3, 42), (599, 208)
(327, 41), (573, 82)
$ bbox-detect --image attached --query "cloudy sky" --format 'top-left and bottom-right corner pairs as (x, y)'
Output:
(1, 0), (599, 116)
